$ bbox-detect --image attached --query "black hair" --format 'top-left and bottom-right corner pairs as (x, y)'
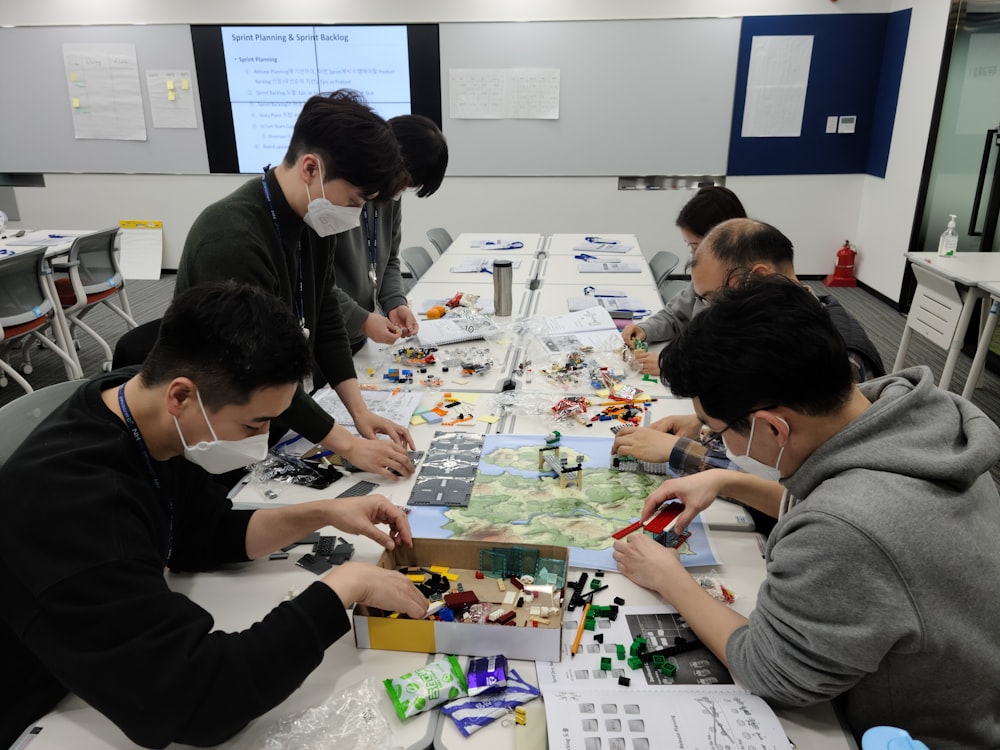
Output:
(694, 218), (795, 277)
(675, 186), (747, 237)
(140, 282), (311, 410)
(660, 275), (854, 432)
(390, 114), (449, 198)
(283, 89), (408, 200)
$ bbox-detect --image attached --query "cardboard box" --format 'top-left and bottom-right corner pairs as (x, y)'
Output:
(354, 538), (568, 662)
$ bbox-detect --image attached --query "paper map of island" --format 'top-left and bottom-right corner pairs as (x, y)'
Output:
(406, 434), (718, 570)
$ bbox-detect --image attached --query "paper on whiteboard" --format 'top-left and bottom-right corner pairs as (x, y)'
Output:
(63, 43), (147, 141)
(741, 35), (813, 138)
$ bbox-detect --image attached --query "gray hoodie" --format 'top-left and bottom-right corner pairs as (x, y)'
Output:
(727, 367), (1000, 750)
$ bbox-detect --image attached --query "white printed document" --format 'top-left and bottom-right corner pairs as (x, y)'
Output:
(449, 257), (523, 273)
(576, 260), (642, 274)
(537, 307), (621, 353)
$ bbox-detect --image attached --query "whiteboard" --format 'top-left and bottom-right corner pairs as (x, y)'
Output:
(0, 25), (208, 174)
(440, 19), (741, 176)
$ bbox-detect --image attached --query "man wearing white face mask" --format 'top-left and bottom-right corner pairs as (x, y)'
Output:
(0, 282), (428, 749)
(177, 90), (416, 481)
(613, 276), (1000, 749)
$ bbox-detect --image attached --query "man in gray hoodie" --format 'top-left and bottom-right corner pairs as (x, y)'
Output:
(613, 275), (1000, 749)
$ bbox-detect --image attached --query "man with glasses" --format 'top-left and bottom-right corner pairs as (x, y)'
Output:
(613, 218), (884, 533)
(614, 275), (1000, 749)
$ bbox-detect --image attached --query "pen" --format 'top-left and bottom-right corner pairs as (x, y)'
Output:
(571, 601), (591, 657)
(574, 253), (599, 261)
(585, 236), (618, 244)
(48, 234), (66, 239)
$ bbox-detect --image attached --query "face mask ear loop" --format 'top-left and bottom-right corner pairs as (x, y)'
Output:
(194, 389), (219, 441)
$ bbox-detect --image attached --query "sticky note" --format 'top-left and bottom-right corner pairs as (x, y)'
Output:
(69, 71), (77, 82)
(450, 392), (482, 404)
(479, 415), (500, 424)
(410, 414), (427, 426)
(166, 79), (175, 91)
(451, 378), (469, 385)
(167, 91), (176, 102)
(72, 97), (80, 109)
(181, 78), (190, 90)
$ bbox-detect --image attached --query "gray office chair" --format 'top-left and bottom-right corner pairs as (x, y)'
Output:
(425, 227), (453, 257)
(0, 245), (82, 393)
(52, 227), (138, 373)
(0, 379), (81, 467)
(401, 246), (434, 284)
(649, 250), (681, 288)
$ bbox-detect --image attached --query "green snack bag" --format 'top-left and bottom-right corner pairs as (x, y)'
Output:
(384, 655), (469, 721)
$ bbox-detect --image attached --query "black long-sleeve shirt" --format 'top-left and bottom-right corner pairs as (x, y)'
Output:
(0, 371), (351, 748)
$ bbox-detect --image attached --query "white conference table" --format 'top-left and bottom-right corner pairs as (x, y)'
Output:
(418, 251), (538, 285)
(534, 252), (656, 289)
(896, 252), (1000, 397)
(14, 236), (856, 750)
(447, 233), (544, 256)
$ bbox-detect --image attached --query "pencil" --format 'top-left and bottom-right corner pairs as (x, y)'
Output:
(571, 601), (591, 658)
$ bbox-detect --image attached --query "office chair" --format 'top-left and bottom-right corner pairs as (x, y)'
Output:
(0, 379), (82, 468)
(425, 227), (454, 257)
(52, 227), (138, 373)
(648, 250), (680, 288)
(401, 246), (434, 284)
(0, 245), (82, 393)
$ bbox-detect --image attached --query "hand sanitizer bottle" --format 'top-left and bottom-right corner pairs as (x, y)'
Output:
(938, 214), (958, 257)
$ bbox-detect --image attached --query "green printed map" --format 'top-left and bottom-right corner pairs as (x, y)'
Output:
(407, 434), (716, 569)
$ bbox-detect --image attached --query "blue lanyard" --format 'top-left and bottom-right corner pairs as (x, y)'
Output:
(118, 384), (174, 561)
(261, 170), (307, 333)
(362, 204), (379, 299)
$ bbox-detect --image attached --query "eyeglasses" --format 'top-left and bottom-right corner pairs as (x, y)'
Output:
(698, 404), (780, 447)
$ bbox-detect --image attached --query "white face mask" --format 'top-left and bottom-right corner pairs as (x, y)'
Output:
(174, 390), (269, 475)
(302, 160), (362, 237)
(724, 416), (787, 482)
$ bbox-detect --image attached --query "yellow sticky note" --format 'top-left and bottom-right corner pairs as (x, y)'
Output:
(410, 414), (427, 426)
(72, 97), (80, 109)
(69, 71), (77, 82)
(167, 91), (176, 101)
(166, 79), (175, 91)
(450, 392), (481, 404)
(479, 415), (500, 424)
(181, 78), (190, 90)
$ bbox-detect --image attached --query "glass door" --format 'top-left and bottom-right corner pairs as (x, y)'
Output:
(907, 2), (1000, 360)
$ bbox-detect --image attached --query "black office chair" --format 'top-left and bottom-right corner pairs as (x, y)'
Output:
(112, 317), (161, 369)
(425, 228), (453, 257)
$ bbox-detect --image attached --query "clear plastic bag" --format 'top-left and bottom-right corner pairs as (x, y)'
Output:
(256, 677), (400, 750)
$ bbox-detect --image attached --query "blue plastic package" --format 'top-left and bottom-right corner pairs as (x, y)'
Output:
(440, 668), (540, 737)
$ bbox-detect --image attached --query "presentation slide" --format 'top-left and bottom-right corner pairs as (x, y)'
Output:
(192, 24), (441, 174)
(222, 25), (411, 172)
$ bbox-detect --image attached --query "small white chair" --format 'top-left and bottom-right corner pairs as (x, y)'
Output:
(893, 262), (967, 387)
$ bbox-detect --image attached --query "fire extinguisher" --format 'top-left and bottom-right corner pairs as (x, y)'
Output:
(824, 240), (857, 287)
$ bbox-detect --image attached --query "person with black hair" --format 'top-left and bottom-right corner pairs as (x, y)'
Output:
(177, 90), (416, 481)
(613, 275), (1000, 750)
(0, 282), (427, 749)
(621, 185), (746, 374)
(613, 218), (885, 535)
(333, 114), (449, 352)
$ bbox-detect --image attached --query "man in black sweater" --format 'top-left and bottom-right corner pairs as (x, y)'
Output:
(0, 282), (426, 749)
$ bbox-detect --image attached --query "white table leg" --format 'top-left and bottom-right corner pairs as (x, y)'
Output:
(962, 297), (999, 399)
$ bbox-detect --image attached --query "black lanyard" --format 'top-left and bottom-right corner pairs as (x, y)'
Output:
(261, 170), (307, 334)
(362, 204), (379, 303)
(118, 384), (174, 561)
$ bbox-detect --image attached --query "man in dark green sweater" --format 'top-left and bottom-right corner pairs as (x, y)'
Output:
(177, 90), (415, 480)
(0, 282), (427, 748)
